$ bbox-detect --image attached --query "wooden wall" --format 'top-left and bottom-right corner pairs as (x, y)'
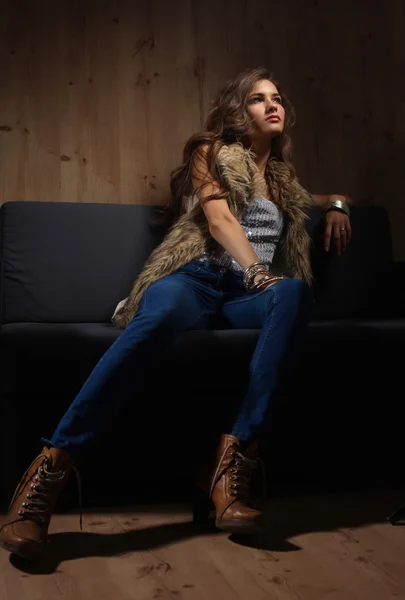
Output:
(0, 0), (404, 258)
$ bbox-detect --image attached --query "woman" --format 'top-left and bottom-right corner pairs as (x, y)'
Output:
(0, 67), (351, 560)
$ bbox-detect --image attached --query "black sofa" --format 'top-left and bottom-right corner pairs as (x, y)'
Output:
(1, 200), (404, 509)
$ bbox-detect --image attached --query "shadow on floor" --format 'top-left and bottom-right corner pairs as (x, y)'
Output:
(5, 485), (405, 574)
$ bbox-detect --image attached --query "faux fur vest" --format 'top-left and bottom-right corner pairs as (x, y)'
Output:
(113, 143), (314, 329)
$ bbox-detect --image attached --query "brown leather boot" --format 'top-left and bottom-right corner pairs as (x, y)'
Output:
(0, 446), (73, 560)
(193, 434), (265, 534)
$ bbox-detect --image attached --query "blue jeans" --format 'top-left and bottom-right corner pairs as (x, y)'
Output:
(42, 260), (313, 458)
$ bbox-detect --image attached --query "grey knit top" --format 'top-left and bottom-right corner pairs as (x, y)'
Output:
(185, 195), (284, 273)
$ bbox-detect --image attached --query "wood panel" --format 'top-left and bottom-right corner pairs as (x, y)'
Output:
(0, 0), (404, 257)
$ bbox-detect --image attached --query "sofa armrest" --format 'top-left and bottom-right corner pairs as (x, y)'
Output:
(307, 205), (396, 319)
(393, 260), (405, 279)
(392, 261), (405, 316)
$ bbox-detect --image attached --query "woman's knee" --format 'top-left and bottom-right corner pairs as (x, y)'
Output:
(272, 278), (313, 313)
(283, 277), (312, 297)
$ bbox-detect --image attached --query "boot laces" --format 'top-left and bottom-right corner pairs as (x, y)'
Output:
(0, 453), (83, 533)
(209, 442), (267, 506)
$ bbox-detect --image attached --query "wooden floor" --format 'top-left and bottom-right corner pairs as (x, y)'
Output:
(1, 487), (405, 600)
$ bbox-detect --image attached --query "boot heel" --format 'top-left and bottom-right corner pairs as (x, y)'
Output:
(192, 488), (214, 524)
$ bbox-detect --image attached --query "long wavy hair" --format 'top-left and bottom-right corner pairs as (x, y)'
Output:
(163, 67), (297, 226)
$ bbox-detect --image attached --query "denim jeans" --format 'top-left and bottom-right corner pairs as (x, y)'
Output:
(42, 260), (313, 458)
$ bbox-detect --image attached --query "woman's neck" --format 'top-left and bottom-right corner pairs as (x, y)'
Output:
(250, 139), (271, 177)
(254, 152), (270, 177)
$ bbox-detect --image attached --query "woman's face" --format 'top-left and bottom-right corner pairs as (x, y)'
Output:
(246, 79), (285, 141)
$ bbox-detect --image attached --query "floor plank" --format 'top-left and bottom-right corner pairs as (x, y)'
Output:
(1, 487), (405, 600)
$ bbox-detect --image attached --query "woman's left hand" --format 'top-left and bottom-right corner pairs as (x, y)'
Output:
(324, 210), (351, 255)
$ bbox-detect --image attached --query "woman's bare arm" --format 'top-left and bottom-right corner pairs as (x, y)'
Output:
(191, 146), (264, 273)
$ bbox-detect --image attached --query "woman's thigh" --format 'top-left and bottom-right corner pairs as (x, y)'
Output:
(221, 279), (312, 329)
(140, 260), (223, 330)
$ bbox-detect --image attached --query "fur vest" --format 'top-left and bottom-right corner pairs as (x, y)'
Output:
(113, 143), (314, 329)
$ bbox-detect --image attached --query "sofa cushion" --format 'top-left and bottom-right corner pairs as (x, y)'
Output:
(0, 201), (163, 324)
(3, 317), (404, 363)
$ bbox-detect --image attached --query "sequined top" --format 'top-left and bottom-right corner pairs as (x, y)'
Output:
(185, 195), (284, 273)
